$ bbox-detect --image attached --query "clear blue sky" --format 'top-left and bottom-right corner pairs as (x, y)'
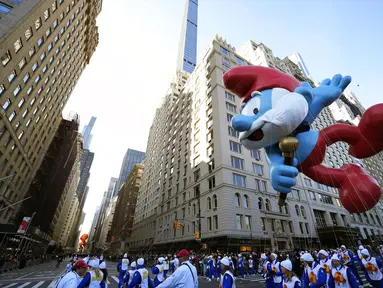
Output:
(64, 0), (383, 235)
(196, 0), (382, 109)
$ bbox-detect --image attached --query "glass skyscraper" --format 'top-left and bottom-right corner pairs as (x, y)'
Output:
(177, 0), (198, 73)
(82, 116), (97, 150)
(116, 149), (146, 194)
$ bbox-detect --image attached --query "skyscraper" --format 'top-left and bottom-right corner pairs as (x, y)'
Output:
(82, 116), (97, 150)
(288, 52), (313, 81)
(130, 35), (383, 252)
(176, 0), (198, 73)
(116, 149), (145, 193)
(0, 0), (100, 222)
(76, 149), (94, 201)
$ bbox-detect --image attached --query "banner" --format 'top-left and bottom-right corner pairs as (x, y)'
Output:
(17, 217), (31, 234)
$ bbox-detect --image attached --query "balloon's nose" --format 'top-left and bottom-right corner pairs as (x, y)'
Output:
(232, 114), (254, 132)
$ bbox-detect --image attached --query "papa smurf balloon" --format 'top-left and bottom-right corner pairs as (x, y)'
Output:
(223, 66), (383, 213)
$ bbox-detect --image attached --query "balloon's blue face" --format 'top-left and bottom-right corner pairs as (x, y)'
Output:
(231, 88), (309, 150)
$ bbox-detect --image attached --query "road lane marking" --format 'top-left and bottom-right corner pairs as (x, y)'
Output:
(15, 265), (48, 280)
(3, 284), (18, 288)
(111, 276), (119, 283)
(47, 280), (58, 288)
(18, 282), (31, 288)
(31, 281), (45, 288)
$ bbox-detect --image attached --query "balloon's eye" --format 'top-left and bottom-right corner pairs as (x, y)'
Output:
(253, 108), (259, 115)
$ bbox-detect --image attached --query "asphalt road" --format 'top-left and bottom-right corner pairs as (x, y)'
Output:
(0, 260), (265, 288)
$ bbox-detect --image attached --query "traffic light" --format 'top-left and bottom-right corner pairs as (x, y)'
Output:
(195, 232), (200, 239)
(177, 221), (182, 230)
(173, 221), (177, 229)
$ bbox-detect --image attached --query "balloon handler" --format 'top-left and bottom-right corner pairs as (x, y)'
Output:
(223, 65), (383, 213)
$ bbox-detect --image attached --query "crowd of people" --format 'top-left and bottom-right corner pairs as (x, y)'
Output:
(53, 243), (383, 288)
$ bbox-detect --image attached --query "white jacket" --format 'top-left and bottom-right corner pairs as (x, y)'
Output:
(55, 271), (80, 288)
(156, 261), (198, 288)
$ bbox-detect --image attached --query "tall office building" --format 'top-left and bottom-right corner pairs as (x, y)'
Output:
(82, 116), (96, 150)
(88, 205), (100, 249)
(19, 114), (80, 234)
(90, 177), (118, 248)
(110, 163), (144, 253)
(288, 52), (313, 81)
(130, 35), (383, 252)
(176, 0), (198, 73)
(76, 148), (94, 201)
(51, 134), (82, 246)
(116, 149), (145, 193)
(0, 0), (101, 222)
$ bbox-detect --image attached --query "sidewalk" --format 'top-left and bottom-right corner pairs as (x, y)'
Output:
(0, 260), (52, 276)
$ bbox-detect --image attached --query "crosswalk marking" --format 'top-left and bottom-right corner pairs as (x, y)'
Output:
(31, 281), (45, 288)
(3, 284), (18, 288)
(111, 276), (119, 283)
(18, 283), (31, 288)
(47, 280), (58, 288)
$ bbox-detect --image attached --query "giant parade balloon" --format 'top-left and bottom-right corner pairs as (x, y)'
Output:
(223, 65), (383, 213)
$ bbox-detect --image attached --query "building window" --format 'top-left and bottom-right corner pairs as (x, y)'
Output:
(233, 173), (246, 187)
(14, 38), (23, 53)
(252, 163), (263, 175)
(261, 218), (266, 231)
(295, 205), (300, 216)
(292, 189), (300, 200)
(243, 195), (249, 208)
(208, 177), (215, 190)
(220, 46), (230, 57)
(8, 111), (16, 122)
(234, 193), (240, 207)
(35, 18), (42, 30)
(212, 195), (217, 208)
(308, 191), (316, 200)
(244, 216), (251, 231)
(228, 126), (239, 138)
(222, 57), (230, 65)
(300, 206), (306, 217)
(314, 209), (327, 228)
(289, 222), (294, 233)
(320, 194), (333, 205)
(305, 223), (310, 234)
(23, 73), (30, 83)
(235, 56), (244, 65)
(299, 222), (304, 234)
(44, 8), (50, 21)
(258, 197), (263, 210)
(231, 156), (244, 170)
(304, 178), (312, 187)
(226, 102), (236, 113)
(213, 215), (218, 229)
(8, 70), (16, 83)
(225, 91), (235, 102)
(265, 199), (271, 211)
(2, 50), (11, 66)
(18, 58), (26, 70)
(207, 217), (212, 231)
(207, 197), (212, 210)
(227, 113), (233, 122)
(230, 141), (241, 153)
(330, 213), (338, 226)
(250, 150), (261, 160)
(236, 214), (242, 230)
(13, 86), (21, 96)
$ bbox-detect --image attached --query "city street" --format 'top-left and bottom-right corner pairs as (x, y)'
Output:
(0, 261), (265, 287)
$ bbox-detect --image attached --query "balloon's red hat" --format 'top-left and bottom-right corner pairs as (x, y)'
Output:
(223, 66), (301, 103)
